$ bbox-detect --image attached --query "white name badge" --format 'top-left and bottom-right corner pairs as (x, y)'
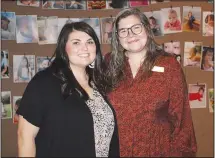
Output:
(152, 66), (164, 72)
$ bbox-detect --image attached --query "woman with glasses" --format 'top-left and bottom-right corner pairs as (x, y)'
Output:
(105, 8), (197, 157)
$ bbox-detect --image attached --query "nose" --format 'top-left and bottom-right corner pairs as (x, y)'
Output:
(81, 43), (88, 51)
(127, 28), (134, 37)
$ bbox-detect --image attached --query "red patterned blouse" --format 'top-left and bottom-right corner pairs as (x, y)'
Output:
(108, 56), (197, 157)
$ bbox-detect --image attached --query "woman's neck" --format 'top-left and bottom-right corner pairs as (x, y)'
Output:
(125, 49), (147, 65)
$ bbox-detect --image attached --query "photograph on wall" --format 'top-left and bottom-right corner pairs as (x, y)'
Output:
(87, 0), (106, 10)
(182, 6), (201, 32)
(208, 88), (214, 113)
(16, 15), (38, 43)
(17, 0), (40, 7)
(64, 0), (86, 10)
(13, 96), (22, 124)
(107, 0), (128, 9)
(36, 56), (53, 72)
(189, 83), (206, 108)
(202, 11), (214, 36)
(150, 0), (170, 4)
(1, 12), (16, 40)
(100, 17), (115, 44)
(184, 41), (202, 67)
(129, 0), (149, 7)
(144, 11), (163, 36)
(13, 55), (35, 83)
(37, 16), (58, 45)
(208, 0), (214, 3)
(1, 91), (12, 119)
(57, 18), (79, 35)
(42, 0), (64, 9)
(1, 50), (9, 79)
(163, 41), (181, 63)
(200, 46), (214, 71)
(161, 7), (182, 34)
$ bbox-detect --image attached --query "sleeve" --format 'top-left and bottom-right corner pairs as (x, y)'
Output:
(16, 73), (46, 127)
(164, 21), (169, 30)
(176, 20), (181, 30)
(167, 57), (197, 157)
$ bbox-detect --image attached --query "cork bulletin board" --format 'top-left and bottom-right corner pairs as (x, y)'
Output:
(1, 0), (214, 157)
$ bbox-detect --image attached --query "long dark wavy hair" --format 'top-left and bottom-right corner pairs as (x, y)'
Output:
(50, 22), (106, 100)
(105, 8), (168, 90)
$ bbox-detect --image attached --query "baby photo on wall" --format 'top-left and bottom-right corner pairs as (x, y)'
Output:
(13, 96), (22, 124)
(16, 15), (38, 43)
(202, 11), (214, 36)
(144, 11), (163, 36)
(1, 91), (12, 119)
(182, 6), (201, 32)
(37, 16), (58, 45)
(163, 41), (181, 63)
(208, 88), (214, 113)
(1, 50), (9, 79)
(42, 0), (64, 9)
(87, 0), (106, 10)
(129, 0), (149, 7)
(100, 17), (115, 44)
(13, 55), (35, 83)
(161, 7), (182, 34)
(200, 46), (214, 71)
(36, 56), (53, 72)
(17, 0), (40, 7)
(1, 12), (16, 40)
(107, 0), (128, 9)
(64, 0), (86, 10)
(184, 41), (202, 67)
(189, 83), (206, 108)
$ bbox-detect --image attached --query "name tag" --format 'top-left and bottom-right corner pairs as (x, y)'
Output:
(152, 66), (164, 72)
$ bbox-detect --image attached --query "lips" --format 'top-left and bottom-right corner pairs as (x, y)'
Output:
(78, 53), (90, 57)
(128, 39), (139, 44)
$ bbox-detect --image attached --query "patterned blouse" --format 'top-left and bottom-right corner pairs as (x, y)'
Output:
(86, 84), (115, 157)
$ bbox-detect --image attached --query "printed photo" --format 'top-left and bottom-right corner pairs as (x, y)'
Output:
(1, 12), (16, 40)
(129, 0), (149, 7)
(208, 88), (214, 113)
(1, 91), (12, 119)
(42, 0), (64, 9)
(36, 56), (53, 72)
(37, 16), (58, 45)
(17, 0), (40, 7)
(65, 0), (86, 10)
(144, 11), (163, 36)
(182, 6), (201, 32)
(150, 0), (170, 4)
(13, 55), (35, 83)
(163, 41), (181, 63)
(200, 46), (214, 71)
(16, 15), (38, 43)
(57, 18), (80, 35)
(202, 11), (214, 36)
(87, 0), (106, 10)
(13, 96), (22, 124)
(100, 17), (115, 44)
(208, 0), (214, 3)
(107, 0), (128, 9)
(1, 50), (9, 79)
(161, 7), (182, 34)
(189, 83), (206, 108)
(184, 41), (202, 67)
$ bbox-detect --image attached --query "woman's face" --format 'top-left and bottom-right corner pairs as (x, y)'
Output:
(208, 15), (214, 27)
(65, 30), (96, 68)
(117, 15), (147, 53)
(204, 51), (213, 62)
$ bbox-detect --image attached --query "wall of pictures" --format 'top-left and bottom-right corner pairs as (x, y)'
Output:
(1, 0), (214, 157)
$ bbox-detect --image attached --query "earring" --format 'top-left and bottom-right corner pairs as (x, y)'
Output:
(89, 61), (95, 68)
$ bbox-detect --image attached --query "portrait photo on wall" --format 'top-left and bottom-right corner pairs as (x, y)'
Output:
(107, 0), (128, 9)
(37, 16), (58, 45)
(129, 0), (149, 7)
(1, 50), (9, 79)
(202, 11), (214, 36)
(36, 56), (53, 72)
(1, 12), (16, 40)
(150, 0), (170, 4)
(184, 41), (202, 67)
(189, 83), (206, 108)
(1, 91), (12, 119)
(100, 17), (115, 44)
(64, 0), (86, 10)
(163, 41), (181, 63)
(13, 55), (35, 83)
(13, 96), (22, 124)
(42, 0), (64, 9)
(161, 7), (182, 34)
(144, 11), (163, 36)
(200, 46), (214, 71)
(16, 15), (38, 43)
(17, 0), (40, 7)
(182, 6), (201, 32)
(208, 88), (214, 113)
(87, 0), (106, 10)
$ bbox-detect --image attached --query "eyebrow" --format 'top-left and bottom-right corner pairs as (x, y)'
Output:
(70, 38), (94, 41)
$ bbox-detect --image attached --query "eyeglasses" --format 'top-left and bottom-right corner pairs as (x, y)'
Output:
(117, 23), (144, 38)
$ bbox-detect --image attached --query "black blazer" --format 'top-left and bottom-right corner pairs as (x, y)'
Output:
(17, 68), (120, 157)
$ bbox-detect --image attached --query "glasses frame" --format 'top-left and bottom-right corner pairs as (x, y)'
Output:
(116, 23), (144, 38)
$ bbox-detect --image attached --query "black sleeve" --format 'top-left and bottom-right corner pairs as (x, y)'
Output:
(16, 73), (46, 127)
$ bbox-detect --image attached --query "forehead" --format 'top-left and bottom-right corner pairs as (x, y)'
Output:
(118, 15), (141, 28)
(68, 30), (92, 40)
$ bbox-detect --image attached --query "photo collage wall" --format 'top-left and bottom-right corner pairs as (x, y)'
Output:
(1, 0), (214, 122)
